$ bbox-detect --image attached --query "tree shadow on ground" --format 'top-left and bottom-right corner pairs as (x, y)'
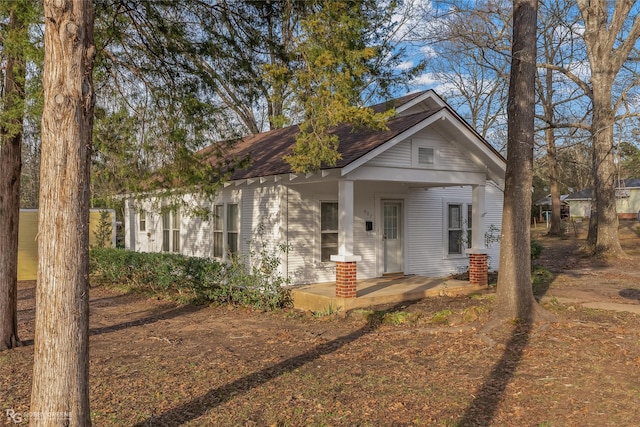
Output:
(18, 303), (205, 347)
(132, 301), (418, 427)
(619, 288), (640, 303)
(457, 320), (532, 426)
(89, 304), (206, 336)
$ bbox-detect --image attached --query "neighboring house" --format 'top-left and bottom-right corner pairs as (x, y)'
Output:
(124, 90), (506, 297)
(18, 209), (116, 280)
(533, 194), (569, 222)
(565, 179), (640, 220)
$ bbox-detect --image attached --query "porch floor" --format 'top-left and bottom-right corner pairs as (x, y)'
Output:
(290, 275), (487, 312)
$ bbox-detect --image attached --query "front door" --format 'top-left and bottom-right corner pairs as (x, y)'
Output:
(382, 201), (403, 274)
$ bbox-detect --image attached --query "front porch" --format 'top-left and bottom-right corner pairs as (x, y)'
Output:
(291, 275), (489, 312)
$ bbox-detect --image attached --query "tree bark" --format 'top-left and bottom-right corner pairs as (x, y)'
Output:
(576, 0), (640, 256)
(0, 5), (27, 351)
(496, 0), (543, 320)
(546, 126), (562, 236)
(30, 0), (95, 425)
(590, 76), (623, 255)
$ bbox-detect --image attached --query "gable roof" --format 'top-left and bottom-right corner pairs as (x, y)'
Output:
(204, 90), (505, 182)
(534, 194), (569, 206)
(565, 179), (640, 201)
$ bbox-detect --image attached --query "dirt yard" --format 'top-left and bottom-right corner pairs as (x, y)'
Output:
(2, 222), (640, 426)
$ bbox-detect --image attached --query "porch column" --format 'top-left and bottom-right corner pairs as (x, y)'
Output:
(466, 184), (488, 286)
(331, 179), (361, 298)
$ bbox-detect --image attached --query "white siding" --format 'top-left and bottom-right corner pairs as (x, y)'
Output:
(285, 182), (338, 284)
(484, 183), (503, 272)
(367, 140), (411, 167)
(241, 184), (286, 275)
(367, 131), (484, 174)
(405, 182), (503, 278)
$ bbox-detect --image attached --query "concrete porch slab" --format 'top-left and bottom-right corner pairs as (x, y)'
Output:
(291, 275), (487, 312)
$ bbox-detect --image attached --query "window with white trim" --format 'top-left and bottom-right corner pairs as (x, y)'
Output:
(227, 203), (239, 255)
(467, 204), (473, 249)
(213, 204), (224, 258)
(212, 202), (240, 258)
(161, 209), (180, 252)
(172, 209), (180, 252)
(162, 211), (170, 252)
(320, 201), (338, 262)
(418, 147), (435, 165)
(139, 209), (146, 232)
(412, 139), (438, 168)
(448, 204), (463, 254)
(445, 202), (473, 255)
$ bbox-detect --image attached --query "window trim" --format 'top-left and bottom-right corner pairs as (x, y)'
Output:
(213, 204), (224, 258)
(139, 209), (146, 232)
(319, 200), (339, 263)
(212, 202), (240, 260)
(227, 203), (239, 256)
(161, 209), (180, 253)
(443, 200), (472, 258)
(412, 138), (438, 168)
(172, 209), (180, 253)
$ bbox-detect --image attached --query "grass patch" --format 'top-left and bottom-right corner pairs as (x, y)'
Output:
(532, 265), (554, 296)
(349, 308), (417, 325)
(431, 309), (453, 324)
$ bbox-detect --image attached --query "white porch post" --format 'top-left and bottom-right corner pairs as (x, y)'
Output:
(331, 179), (361, 298)
(471, 184), (486, 250)
(466, 184), (488, 286)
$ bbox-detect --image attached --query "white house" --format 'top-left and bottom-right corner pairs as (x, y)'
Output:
(565, 178), (640, 221)
(124, 90), (506, 298)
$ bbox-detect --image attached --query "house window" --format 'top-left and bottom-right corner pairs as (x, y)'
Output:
(172, 209), (180, 252)
(412, 139), (437, 168)
(162, 211), (170, 252)
(418, 147), (434, 165)
(467, 204), (473, 248)
(213, 204), (223, 258)
(321, 201), (338, 262)
(139, 209), (146, 232)
(227, 203), (239, 255)
(162, 210), (180, 252)
(212, 203), (239, 258)
(448, 204), (463, 254)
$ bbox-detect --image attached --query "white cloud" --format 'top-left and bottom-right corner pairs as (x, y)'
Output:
(397, 60), (414, 71)
(420, 45), (437, 58)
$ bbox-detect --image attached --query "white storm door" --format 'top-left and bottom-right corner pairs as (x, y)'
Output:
(382, 201), (403, 273)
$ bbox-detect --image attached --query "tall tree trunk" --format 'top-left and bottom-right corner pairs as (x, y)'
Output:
(575, 0), (640, 256)
(590, 76), (622, 256)
(0, 4), (27, 351)
(546, 127), (562, 236)
(30, 0), (95, 425)
(496, 0), (543, 320)
(542, 61), (562, 236)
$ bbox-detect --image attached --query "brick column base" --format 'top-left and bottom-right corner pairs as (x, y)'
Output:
(469, 253), (488, 286)
(335, 261), (357, 298)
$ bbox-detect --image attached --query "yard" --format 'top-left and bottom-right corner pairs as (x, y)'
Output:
(2, 222), (640, 426)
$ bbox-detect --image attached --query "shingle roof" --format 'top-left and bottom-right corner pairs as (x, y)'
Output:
(565, 179), (640, 201)
(207, 109), (441, 180)
(200, 91), (503, 181)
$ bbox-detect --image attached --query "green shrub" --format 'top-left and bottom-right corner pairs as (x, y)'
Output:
(89, 246), (291, 310)
(530, 239), (543, 260)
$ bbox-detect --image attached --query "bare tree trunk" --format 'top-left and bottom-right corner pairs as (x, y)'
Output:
(496, 0), (544, 321)
(576, 0), (640, 256)
(0, 5), (27, 351)
(546, 129), (562, 236)
(30, 0), (95, 425)
(590, 77), (622, 255)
